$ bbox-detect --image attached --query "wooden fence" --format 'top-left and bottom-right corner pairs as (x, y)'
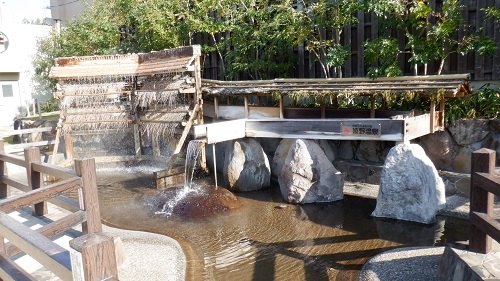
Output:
(0, 142), (118, 280)
(469, 148), (500, 254)
(0, 127), (57, 154)
(197, 0), (500, 81)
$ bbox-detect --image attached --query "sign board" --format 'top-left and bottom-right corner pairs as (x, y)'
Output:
(341, 122), (381, 137)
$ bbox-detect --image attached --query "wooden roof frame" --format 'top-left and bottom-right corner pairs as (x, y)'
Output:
(202, 74), (471, 98)
(49, 45), (202, 79)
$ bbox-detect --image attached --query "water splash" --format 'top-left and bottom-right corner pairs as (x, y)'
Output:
(155, 140), (204, 216)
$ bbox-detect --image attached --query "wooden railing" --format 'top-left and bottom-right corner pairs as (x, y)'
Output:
(0, 127), (57, 153)
(0, 142), (118, 280)
(469, 148), (500, 254)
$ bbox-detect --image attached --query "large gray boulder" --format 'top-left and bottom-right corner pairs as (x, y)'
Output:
(271, 139), (295, 180)
(372, 143), (446, 224)
(419, 130), (455, 170)
(278, 139), (344, 204)
(223, 138), (270, 192)
(448, 119), (489, 146)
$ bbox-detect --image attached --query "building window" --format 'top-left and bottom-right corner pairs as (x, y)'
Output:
(2, 84), (14, 97)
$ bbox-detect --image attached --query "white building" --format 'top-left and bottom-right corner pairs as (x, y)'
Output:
(0, 23), (51, 127)
(50, 0), (92, 23)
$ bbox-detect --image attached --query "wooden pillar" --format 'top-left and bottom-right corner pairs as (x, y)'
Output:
(152, 136), (161, 157)
(257, 96), (262, 106)
(226, 96), (231, 105)
(64, 133), (75, 160)
(74, 158), (102, 234)
(370, 95), (376, 118)
(244, 96), (249, 118)
(195, 56), (204, 125)
(133, 124), (141, 156)
(70, 232), (118, 281)
(279, 95), (284, 119)
(320, 97), (326, 119)
(469, 149), (495, 254)
(429, 99), (436, 133)
(214, 96), (219, 119)
(24, 147), (47, 216)
(0, 141), (10, 198)
(439, 98), (445, 129)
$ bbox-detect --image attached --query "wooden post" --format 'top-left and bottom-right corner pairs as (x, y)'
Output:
(244, 96), (249, 118)
(64, 133), (75, 160)
(24, 147), (47, 216)
(133, 124), (141, 156)
(0, 141), (10, 198)
(470, 148), (495, 253)
(320, 97), (326, 119)
(195, 56), (204, 126)
(74, 158), (102, 234)
(439, 98), (445, 129)
(279, 95), (284, 119)
(214, 96), (219, 119)
(70, 232), (118, 281)
(370, 95), (376, 118)
(429, 99), (436, 133)
(152, 136), (161, 157)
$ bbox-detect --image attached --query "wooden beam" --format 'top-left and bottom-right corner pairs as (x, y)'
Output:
(439, 98), (445, 128)
(470, 211), (500, 246)
(0, 251), (37, 281)
(0, 212), (72, 281)
(74, 158), (102, 234)
(0, 127), (53, 138)
(32, 162), (76, 180)
(214, 96), (219, 119)
(0, 175), (27, 191)
(24, 147), (47, 216)
(64, 133), (74, 161)
(133, 124), (141, 156)
(473, 172), (500, 197)
(0, 177), (81, 213)
(6, 210), (86, 257)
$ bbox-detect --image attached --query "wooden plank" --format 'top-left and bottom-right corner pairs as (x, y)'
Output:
(248, 107), (280, 119)
(0, 212), (72, 281)
(470, 148), (496, 254)
(69, 232), (118, 281)
(49, 195), (80, 213)
(0, 127), (53, 137)
(0, 177), (81, 213)
(470, 211), (500, 245)
(217, 105), (245, 119)
(32, 162), (76, 180)
(244, 96), (249, 118)
(473, 172), (500, 197)
(75, 159), (102, 234)
(245, 119), (403, 141)
(24, 148), (46, 216)
(0, 251), (37, 281)
(6, 210), (87, 257)
(404, 114), (432, 141)
(279, 95), (284, 119)
(205, 120), (246, 143)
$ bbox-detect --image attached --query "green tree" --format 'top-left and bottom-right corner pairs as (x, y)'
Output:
(297, 0), (362, 78)
(364, 0), (497, 78)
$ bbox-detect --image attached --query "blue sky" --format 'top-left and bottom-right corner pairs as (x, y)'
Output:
(0, 0), (52, 23)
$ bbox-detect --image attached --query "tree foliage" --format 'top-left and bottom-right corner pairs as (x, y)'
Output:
(33, 0), (499, 95)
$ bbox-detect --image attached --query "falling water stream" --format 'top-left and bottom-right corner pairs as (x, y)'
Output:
(94, 165), (469, 281)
